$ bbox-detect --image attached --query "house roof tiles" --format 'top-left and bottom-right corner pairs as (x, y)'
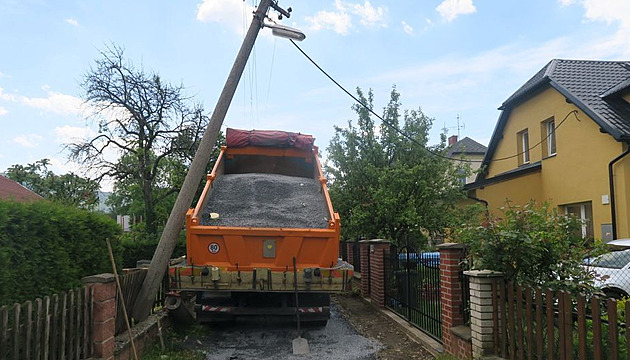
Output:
(473, 59), (630, 186)
(0, 175), (43, 202)
(447, 137), (487, 157)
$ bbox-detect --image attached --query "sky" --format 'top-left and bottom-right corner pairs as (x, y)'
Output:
(1, 0), (630, 189)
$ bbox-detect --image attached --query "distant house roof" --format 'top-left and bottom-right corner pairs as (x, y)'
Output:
(447, 137), (487, 157)
(0, 175), (43, 202)
(477, 59), (630, 184)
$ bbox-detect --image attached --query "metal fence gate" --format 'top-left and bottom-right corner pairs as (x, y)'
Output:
(384, 241), (442, 341)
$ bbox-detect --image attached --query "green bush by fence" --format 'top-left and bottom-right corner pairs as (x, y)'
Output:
(118, 222), (186, 268)
(0, 199), (121, 306)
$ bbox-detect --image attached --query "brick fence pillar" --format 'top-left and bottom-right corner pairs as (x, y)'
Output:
(367, 240), (391, 308)
(437, 243), (471, 359)
(82, 273), (116, 360)
(346, 240), (355, 266)
(359, 240), (370, 296)
(464, 270), (503, 359)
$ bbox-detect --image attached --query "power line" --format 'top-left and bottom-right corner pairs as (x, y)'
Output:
(288, 39), (581, 165)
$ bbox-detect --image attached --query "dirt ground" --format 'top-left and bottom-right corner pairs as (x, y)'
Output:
(333, 294), (434, 360)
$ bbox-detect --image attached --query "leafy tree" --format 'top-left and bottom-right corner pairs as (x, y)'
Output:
(326, 86), (466, 246)
(69, 45), (215, 235)
(5, 159), (99, 209)
(454, 201), (606, 292)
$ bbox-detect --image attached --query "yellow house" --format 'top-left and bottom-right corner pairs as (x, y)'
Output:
(468, 59), (630, 241)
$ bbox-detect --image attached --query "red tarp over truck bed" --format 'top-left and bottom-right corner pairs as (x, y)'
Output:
(226, 128), (315, 150)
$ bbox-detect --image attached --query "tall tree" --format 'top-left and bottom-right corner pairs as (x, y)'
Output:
(326, 86), (466, 246)
(70, 45), (211, 235)
(5, 159), (100, 209)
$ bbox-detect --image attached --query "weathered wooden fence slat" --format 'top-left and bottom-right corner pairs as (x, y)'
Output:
(508, 282), (515, 360)
(34, 298), (42, 360)
(592, 297), (603, 359)
(516, 285), (524, 360)
(576, 295), (587, 360)
(75, 288), (82, 360)
(25, 300), (32, 359)
(13, 303), (20, 360)
(534, 287), (543, 360)
(500, 281), (507, 358)
(608, 298), (618, 360)
(492, 280), (499, 356)
(524, 286), (532, 360)
(51, 293), (59, 360)
(0, 305), (7, 360)
(545, 289), (554, 360)
(556, 291), (567, 360)
(43, 296), (50, 360)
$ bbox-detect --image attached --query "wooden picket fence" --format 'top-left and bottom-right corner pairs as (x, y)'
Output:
(115, 269), (169, 335)
(492, 281), (630, 359)
(0, 287), (93, 360)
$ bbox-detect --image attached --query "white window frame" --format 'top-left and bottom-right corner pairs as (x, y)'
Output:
(521, 130), (530, 164)
(546, 120), (556, 156)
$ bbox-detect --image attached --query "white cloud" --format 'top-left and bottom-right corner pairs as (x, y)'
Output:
(582, 0), (630, 26)
(305, 0), (387, 35)
(54, 125), (95, 144)
(305, 9), (352, 35)
(65, 18), (79, 27)
(436, 0), (477, 22)
(12, 134), (43, 148)
(558, 0), (575, 6)
(572, 0), (630, 58)
(196, 0), (254, 35)
(343, 1), (387, 28)
(0, 87), (82, 115)
(402, 21), (414, 35)
(0, 107), (6, 116)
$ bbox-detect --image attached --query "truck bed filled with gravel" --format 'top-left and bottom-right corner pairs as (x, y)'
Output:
(199, 173), (330, 228)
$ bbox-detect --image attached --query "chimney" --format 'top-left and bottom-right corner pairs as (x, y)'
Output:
(448, 135), (458, 146)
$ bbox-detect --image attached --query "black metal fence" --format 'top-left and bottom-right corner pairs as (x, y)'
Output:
(352, 241), (362, 273)
(384, 241), (442, 341)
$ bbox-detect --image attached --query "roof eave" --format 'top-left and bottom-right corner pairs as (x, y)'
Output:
(548, 79), (625, 141)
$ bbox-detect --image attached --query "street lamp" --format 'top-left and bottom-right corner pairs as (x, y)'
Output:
(265, 22), (306, 41)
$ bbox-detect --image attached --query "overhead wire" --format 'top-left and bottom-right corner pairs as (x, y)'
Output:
(288, 39), (581, 165)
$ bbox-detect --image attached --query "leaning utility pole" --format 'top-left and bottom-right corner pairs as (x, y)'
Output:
(131, 0), (274, 321)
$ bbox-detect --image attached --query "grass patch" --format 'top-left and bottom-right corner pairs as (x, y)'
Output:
(140, 324), (207, 360)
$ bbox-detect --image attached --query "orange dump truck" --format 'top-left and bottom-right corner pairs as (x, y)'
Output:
(168, 128), (352, 324)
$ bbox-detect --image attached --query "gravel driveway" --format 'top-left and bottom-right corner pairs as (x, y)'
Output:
(179, 303), (381, 360)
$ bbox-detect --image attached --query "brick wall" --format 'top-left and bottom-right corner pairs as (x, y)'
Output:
(358, 240), (390, 307)
(437, 243), (472, 360)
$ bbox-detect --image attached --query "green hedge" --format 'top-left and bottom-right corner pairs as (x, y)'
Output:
(0, 200), (121, 306)
(118, 224), (186, 268)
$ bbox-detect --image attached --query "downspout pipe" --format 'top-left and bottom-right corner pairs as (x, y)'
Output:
(608, 145), (630, 240)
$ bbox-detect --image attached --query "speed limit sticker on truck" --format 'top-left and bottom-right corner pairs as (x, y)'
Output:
(208, 243), (220, 254)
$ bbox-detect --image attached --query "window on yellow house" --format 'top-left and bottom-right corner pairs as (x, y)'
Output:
(563, 201), (594, 239)
(517, 129), (530, 165)
(541, 118), (556, 157)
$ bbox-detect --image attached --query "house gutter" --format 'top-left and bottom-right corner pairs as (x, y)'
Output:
(609, 145), (630, 240)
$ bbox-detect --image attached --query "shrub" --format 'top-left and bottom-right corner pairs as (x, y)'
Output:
(119, 223), (186, 268)
(0, 200), (121, 306)
(454, 201), (605, 292)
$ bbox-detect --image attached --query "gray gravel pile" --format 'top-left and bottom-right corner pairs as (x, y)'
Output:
(200, 173), (330, 229)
